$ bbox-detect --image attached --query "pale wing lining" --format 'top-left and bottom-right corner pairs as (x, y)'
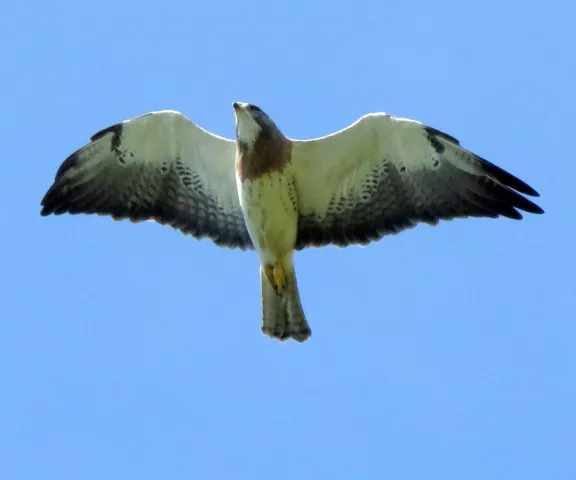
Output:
(41, 110), (254, 250)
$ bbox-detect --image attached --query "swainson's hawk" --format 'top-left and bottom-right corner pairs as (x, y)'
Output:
(41, 103), (544, 342)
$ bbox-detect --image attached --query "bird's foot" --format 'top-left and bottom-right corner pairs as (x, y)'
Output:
(264, 260), (286, 295)
(273, 259), (286, 294)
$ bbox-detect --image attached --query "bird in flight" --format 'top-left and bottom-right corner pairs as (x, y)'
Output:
(41, 102), (544, 342)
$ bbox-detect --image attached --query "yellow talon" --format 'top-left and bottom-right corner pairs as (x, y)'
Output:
(273, 260), (286, 294)
(263, 260), (286, 294)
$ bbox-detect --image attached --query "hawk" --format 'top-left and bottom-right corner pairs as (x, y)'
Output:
(40, 102), (544, 342)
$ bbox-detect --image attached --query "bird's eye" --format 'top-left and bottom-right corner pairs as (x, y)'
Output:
(248, 105), (261, 112)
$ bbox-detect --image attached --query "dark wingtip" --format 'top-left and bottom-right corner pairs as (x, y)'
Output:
(41, 122), (123, 217)
(475, 155), (541, 198)
(40, 183), (55, 215)
(529, 204), (545, 215)
(41, 152), (77, 215)
(40, 185), (61, 216)
(467, 151), (544, 215)
(41, 150), (85, 216)
(40, 195), (61, 216)
(427, 125), (542, 200)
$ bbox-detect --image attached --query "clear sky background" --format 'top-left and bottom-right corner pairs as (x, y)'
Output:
(1, 1), (575, 479)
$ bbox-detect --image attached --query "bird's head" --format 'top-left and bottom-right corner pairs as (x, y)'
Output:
(232, 102), (282, 148)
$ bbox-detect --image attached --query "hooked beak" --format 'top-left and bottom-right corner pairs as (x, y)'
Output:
(233, 102), (249, 112)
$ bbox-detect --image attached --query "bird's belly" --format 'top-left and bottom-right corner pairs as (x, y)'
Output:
(238, 172), (298, 263)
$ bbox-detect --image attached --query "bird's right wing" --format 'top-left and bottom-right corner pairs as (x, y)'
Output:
(41, 110), (254, 250)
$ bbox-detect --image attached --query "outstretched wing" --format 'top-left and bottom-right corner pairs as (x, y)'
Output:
(41, 110), (253, 250)
(291, 113), (543, 249)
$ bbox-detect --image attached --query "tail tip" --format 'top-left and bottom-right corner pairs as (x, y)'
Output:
(262, 326), (312, 343)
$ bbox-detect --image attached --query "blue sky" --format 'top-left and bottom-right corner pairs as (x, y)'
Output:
(1, 1), (575, 479)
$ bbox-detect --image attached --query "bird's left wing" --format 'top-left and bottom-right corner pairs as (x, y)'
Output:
(41, 110), (253, 250)
(290, 113), (543, 249)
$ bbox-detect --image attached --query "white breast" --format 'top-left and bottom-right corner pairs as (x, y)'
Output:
(237, 171), (298, 264)
(236, 117), (261, 147)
